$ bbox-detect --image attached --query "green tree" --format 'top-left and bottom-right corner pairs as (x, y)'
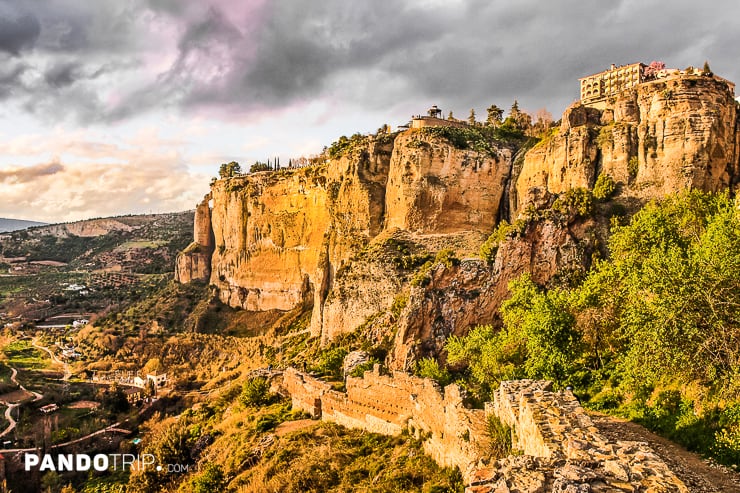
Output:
(486, 104), (504, 127)
(592, 173), (616, 201)
(575, 191), (740, 387)
(447, 274), (580, 397)
(468, 108), (477, 126)
(218, 161), (241, 178)
(239, 376), (272, 407)
(250, 161), (271, 173)
(415, 357), (452, 387)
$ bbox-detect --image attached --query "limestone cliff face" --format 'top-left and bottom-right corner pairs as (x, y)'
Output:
(209, 169), (332, 314)
(186, 132), (514, 342)
(385, 131), (512, 233)
(180, 74), (738, 357)
(515, 75), (738, 213)
(392, 259), (500, 370)
(208, 138), (393, 337)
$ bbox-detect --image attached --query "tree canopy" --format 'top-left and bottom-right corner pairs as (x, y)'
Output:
(218, 161), (241, 178)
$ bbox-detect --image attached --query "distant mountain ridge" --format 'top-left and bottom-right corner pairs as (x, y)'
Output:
(0, 218), (47, 232)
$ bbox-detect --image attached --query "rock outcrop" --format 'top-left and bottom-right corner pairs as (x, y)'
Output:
(178, 72), (739, 354)
(175, 195), (214, 283)
(515, 75), (738, 214)
(207, 138), (393, 337)
(186, 132), (513, 342)
(385, 131), (512, 233)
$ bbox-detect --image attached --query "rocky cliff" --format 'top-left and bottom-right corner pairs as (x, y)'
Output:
(178, 72), (739, 362)
(515, 75), (739, 213)
(385, 131), (511, 233)
(178, 131), (514, 344)
(175, 196), (214, 283)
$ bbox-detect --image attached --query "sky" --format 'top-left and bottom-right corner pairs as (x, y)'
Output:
(1, 0), (739, 223)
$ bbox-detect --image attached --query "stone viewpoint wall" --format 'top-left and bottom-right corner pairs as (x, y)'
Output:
(282, 370), (688, 492)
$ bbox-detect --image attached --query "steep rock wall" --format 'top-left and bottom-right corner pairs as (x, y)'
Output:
(209, 169), (331, 313)
(515, 75), (738, 214)
(195, 132), (514, 341)
(385, 131), (512, 233)
(391, 217), (600, 371)
(175, 196), (214, 283)
(208, 139), (393, 337)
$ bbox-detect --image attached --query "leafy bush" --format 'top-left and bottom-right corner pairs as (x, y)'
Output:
(552, 188), (594, 217)
(593, 173), (616, 201)
(628, 156), (639, 180)
(312, 347), (349, 380)
(187, 464), (226, 493)
(255, 414), (280, 433)
(479, 220), (526, 262)
(415, 357), (452, 387)
(596, 126), (614, 149)
(418, 124), (523, 155)
(240, 377), (273, 407)
(587, 388), (623, 411)
(391, 294), (408, 316)
(349, 360), (379, 378)
(411, 250), (458, 287)
(328, 133), (367, 159)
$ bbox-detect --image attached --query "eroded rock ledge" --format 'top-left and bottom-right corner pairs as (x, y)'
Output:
(282, 369), (688, 492)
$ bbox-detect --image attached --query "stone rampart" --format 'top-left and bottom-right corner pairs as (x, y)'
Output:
(282, 365), (488, 478)
(282, 367), (332, 418)
(470, 380), (689, 492)
(281, 370), (688, 492)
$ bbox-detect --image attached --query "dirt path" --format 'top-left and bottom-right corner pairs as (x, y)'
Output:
(274, 419), (316, 436)
(590, 413), (740, 493)
(32, 338), (71, 380)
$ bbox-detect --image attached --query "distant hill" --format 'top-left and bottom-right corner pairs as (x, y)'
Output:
(0, 218), (47, 232)
(0, 211), (194, 271)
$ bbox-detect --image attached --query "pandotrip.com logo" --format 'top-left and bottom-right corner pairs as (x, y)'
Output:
(24, 453), (193, 473)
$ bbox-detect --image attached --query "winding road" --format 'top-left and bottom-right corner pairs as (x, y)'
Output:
(0, 339), (144, 453)
(0, 339), (71, 440)
(31, 337), (71, 381)
(0, 367), (43, 439)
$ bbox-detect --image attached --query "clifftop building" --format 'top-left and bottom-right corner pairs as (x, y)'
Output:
(579, 63), (645, 107)
(580, 61), (736, 109)
(410, 105), (469, 129)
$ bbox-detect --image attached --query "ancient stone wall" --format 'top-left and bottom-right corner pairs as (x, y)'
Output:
(282, 370), (688, 492)
(470, 380), (689, 492)
(282, 365), (488, 478)
(282, 367), (332, 418)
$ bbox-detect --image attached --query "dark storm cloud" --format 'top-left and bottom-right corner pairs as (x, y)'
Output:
(3, 0), (740, 122)
(0, 160), (64, 183)
(145, 0), (740, 119)
(0, 1), (41, 55)
(44, 61), (81, 88)
(0, 61), (28, 98)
